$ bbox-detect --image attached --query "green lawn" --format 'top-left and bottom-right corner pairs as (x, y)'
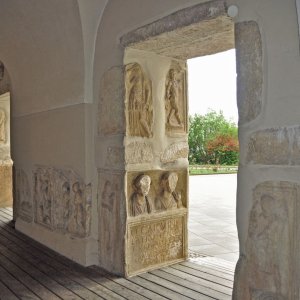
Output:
(189, 165), (238, 175)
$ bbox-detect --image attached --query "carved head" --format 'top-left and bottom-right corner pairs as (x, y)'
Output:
(133, 174), (151, 196)
(161, 172), (178, 193)
(260, 194), (274, 218)
(62, 182), (70, 194)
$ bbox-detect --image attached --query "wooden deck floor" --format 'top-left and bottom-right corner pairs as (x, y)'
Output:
(0, 208), (234, 300)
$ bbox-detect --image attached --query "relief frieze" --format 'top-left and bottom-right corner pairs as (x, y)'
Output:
(33, 166), (92, 238)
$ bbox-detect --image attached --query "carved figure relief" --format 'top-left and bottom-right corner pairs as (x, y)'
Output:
(15, 169), (33, 222)
(155, 172), (183, 211)
(0, 109), (5, 143)
(125, 141), (153, 165)
(127, 170), (186, 217)
(130, 174), (153, 217)
(125, 63), (153, 137)
(165, 62), (187, 135)
(98, 171), (124, 273)
(236, 182), (298, 299)
(34, 166), (91, 237)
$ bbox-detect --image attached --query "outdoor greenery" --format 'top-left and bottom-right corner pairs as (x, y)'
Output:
(188, 110), (239, 165)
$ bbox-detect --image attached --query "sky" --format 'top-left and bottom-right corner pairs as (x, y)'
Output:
(187, 49), (238, 124)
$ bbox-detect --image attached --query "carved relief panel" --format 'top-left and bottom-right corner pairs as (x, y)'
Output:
(127, 214), (186, 276)
(165, 61), (187, 135)
(126, 169), (188, 276)
(33, 166), (92, 238)
(235, 181), (299, 299)
(15, 169), (33, 222)
(0, 109), (5, 143)
(125, 63), (153, 138)
(98, 170), (125, 274)
(127, 169), (187, 218)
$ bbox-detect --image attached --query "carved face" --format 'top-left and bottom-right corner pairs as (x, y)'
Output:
(165, 172), (178, 193)
(136, 175), (151, 196)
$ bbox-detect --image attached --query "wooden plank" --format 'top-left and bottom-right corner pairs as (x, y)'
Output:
(0, 231), (118, 300)
(0, 253), (60, 300)
(154, 267), (231, 299)
(0, 264), (40, 300)
(139, 272), (200, 300)
(168, 266), (232, 295)
(192, 257), (236, 271)
(128, 276), (187, 300)
(1, 208), (13, 216)
(0, 218), (147, 300)
(172, 264), (233, 288)
(89, 266), (168, 300)
(0, 242), (83, 300)
(0, 280), (19, 300)
(181, 261), (234, 280)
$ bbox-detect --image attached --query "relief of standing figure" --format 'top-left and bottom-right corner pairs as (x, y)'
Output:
(166, 68), (182, 127)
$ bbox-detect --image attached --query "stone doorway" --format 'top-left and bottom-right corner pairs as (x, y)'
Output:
(120, 1), (236, 277)
(98, 0), (262, 280)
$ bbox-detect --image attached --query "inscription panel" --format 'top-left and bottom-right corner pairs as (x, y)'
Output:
(127, 214), (186, 276)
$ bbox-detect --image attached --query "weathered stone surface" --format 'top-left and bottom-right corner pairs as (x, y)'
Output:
(120, 1), (234, 60)
(247, 126), (300, 165)
(125, 141), (153, 164)
(0, 109), (5, 143)
(127, 169), (187, 216)
(234, 181), (299, 299)
(235, 21), (262, 124)
(98, 66), (125, 135)
(98, 170), (125, 274)
(125, 63), (153, 137)
(126, 169), (187, 275)
(165, 62), (187, 135)
(161, 141), (189, 163)
(0, 62), (10, 95)
(0, 162), (12, 208)
(15, 169), (32, 222)
(105, 146), (124, 168)
(126, 213), (187, 276)
(34, 166), (92, 238)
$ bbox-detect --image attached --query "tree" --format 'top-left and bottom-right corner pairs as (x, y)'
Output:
(188, 110), (238, 165)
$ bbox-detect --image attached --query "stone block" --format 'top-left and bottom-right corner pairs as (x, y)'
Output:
(98, 66), (125, 135)
(0, 163), (12, 207)
(247, 126), (300, 165)
(235, 21), (262, 124)
(234, 181), (299, 299)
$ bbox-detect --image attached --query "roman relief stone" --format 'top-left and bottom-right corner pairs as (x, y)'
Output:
(125, 141), (153, 164)
(235, 21), (262, 124)
(126, 214), (186, 276)
(127, 169), (187, 217)
(234, 181), (299, 299)
(98, 66), (125, 135)
(165, 62), (187, 135)
(161, 141), (189, 164)
(33, 166), (91, 237)
(98, 170), (124, 274)
(0, 161), (12, 208)
(0, 109), (5, 143)
(129, 174), (153, 217)
(15, 169), (33, 222)
(247, 126), (300, 165)
(125, 63), (153, 137)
